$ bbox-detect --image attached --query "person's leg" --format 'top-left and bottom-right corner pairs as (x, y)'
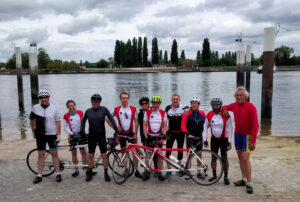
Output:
(220, 138), (229, 184)
(176, 133), (185, 164)
(209, 138), (218, 181)
(86, 136), (97, 181)
(71, 149), (78, 169)
(166, 133), (176, 169)
(47, 136), (60, 177)
(99, 137), (110, 181)
(37, 150), (46, 175)
(79, 148), (88, 165)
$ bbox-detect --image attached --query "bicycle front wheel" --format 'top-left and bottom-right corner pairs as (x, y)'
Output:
(112, 152), (132, 185)
(26, 148), (55, 177)
(186, 149), (223, 186)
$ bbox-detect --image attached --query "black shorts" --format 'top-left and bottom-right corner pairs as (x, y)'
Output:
(186, 135), (202, 151)
(146, 135), (163, 148)
(88, 135), (107, 154)
(211, 138), (228, 157)
(119, 133), (135, 148)
(36, 134), (57, 151)
(166, 132), (185, 160)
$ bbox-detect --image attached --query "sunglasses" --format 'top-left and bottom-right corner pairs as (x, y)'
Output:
(141, 102), (149, 105)
(39, 96), (49, 99)
(124, 112), (128, 119)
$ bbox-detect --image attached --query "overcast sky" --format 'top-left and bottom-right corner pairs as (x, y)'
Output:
(0, 0), (300, 63)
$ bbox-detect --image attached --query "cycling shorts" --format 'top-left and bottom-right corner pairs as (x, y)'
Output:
(211, 137), (228, 157)
(68, 134), (85, 150)
(186, 135), (202, 151)
(234, 133), (251, 153)
(88, 134), (107, 154)
(119, 133), (135, 148)
(36, 134), (57, 151)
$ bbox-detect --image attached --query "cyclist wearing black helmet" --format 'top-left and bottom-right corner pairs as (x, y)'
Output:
(80, 94), (117, 182)
(203, 98), (233, 185)
(138, 97), (150, 146)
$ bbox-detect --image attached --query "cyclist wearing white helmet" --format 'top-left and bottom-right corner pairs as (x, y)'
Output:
(203, 98), (233, 185)
(30, 89), (62, 184)
(181, 96), (206, 179)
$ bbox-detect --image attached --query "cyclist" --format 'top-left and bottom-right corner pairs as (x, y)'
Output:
(29, 90), (62, 184)
(63, 100), (87, 177)
(80, 94), (118, 182)
(222, 86), (259, 194)
(138, 97), (158, 170)
(143, 96), (167, 181)
(164, 94), (189, 179)
(181, 96), (206, 179)
(107, 92), (143, 178)
(203, 98), (233, 185)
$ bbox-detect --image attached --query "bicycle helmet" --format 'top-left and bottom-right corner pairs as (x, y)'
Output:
(139, 97), (150, 105)
(151, 96), (162, 103)
(38, 89), (50, 98)
(190, 96), (200, 103)
(91, 94), (102, 102)
(210, 98), (223, 106)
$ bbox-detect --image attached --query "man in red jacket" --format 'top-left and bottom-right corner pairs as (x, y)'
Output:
(223, 86), (259, 194)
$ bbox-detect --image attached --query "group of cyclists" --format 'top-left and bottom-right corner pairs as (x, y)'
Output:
(29, 86), (258, 194)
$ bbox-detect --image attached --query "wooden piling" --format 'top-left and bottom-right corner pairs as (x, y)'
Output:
(29, 44), (39, 105)
(261, 27), (276, 118)
(236, 50), (245, 87)
(245, 45), (252, 100)
(15, 47), (24, 109)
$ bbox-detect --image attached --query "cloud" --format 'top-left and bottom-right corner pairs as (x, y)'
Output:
(6, 28), (50, 43)
(154, 5), (194, 17)
(58, 15), (107, 35)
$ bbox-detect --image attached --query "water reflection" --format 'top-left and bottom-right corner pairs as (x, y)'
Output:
(170, 73), (178, 92)
(260, 118), (272, 136)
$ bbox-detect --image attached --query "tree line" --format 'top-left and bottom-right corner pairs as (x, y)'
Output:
(2, 40), (300, 70)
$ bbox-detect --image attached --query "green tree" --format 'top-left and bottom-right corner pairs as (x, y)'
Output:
(196, 50), (202, 66)
(114, 40), (122, 67)
(137, 37), (143, 67)
(151, 37), (159, 64)
(163, 50), (168, 64)
(97, 59), (109, 68)
(84, 61), (90, 68)
(132, 37), (138, 67)
(38, 48), (51, 69)
(275, 45), (294, 65)
(171, 39), (178, 65)
(159, 50), (163, 64)
(180, 50), (185, 60)
(124, 39), (132, 67)
(143, 37), (148, 67)
(62, 61), (69, 70)
(202, 38), (211, 66)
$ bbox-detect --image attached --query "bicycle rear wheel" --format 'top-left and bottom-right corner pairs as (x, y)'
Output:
(26, 148), (55, 177)
(186, 149), (223, 186)
(108, 150), (134, 177)
(112, 152), (132, 185)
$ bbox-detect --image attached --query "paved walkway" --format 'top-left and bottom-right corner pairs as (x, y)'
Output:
(0, 136), (299, 201)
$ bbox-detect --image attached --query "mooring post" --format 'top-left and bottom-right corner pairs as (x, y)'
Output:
(0, 112), (2, 141)
(261, 27), (276, 118)
(236, 50), (245, 87)
(245, 45), (252, 100)
(29, 43), (39, 105)
(15, 47), (24, 109)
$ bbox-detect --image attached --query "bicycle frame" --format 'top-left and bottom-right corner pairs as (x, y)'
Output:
(121, 142), (206, 173)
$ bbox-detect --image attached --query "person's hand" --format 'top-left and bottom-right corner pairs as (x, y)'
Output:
(222, 109), (228, 117)
(226, 143), (232, 151)
(249, 143), (256, 151)
(204, 141), (209, 148)
(117, 126), (122, 132)
(56, 135), (60, 144)
(188, 134), (194, 138)
(144, 134), (148, 139)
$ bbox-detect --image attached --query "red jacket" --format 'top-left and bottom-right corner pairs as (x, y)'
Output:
(223, 101), (259, 144)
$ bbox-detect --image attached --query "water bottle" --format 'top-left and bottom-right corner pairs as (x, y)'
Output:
(169, 155), (179, 164)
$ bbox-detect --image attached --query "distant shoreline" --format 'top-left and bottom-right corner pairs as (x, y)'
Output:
(1, 66), (300, 75)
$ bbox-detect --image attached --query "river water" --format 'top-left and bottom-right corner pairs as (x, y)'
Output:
(0, 71), (299, 141)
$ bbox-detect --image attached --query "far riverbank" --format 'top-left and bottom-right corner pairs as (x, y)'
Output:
(1, 66), (300, 75)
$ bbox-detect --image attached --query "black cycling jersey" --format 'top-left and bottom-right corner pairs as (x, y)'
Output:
(138, 109), (146, 145)
(81, 106), (117, 136)
(165, 104), (188, 132)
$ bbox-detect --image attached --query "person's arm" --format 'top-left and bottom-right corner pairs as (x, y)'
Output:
(250, 105), (259, 150)
(134, 111), (138, 138)
(105, 107), (117, 131)
(181, 114), (188, 133)
(56, 120), (61, 137)
(226, 117), (233, 143)
(63, 119), (73, 135)
(162, 113), (167, 136)
(222, 103), (235, 117)
(80, 111), (88, 133)
(143, 113), (148, 139)
(203, 118), (209, 142)
(29, 108), (36, 133)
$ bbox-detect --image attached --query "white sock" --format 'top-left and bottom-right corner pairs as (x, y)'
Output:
(56, 172), (61, 176)
(37, 174), (42, 178)
(242, 178), (247, 182)
(246, 182), (252, 186)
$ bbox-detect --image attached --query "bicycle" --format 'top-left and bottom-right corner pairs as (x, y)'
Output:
(26, 137), (134, 177)
(112, 135), (224, 185)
